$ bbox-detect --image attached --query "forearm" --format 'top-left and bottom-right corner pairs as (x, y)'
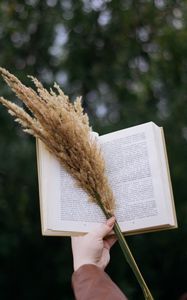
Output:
(72, 264), (128, 300)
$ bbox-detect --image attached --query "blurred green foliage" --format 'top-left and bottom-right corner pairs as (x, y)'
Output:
(0, 0), (187, 299)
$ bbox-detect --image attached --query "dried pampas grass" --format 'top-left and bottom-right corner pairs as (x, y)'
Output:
(0, 67), (115, 214)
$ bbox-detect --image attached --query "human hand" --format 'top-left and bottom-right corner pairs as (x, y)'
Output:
(71, 216), (116, 271)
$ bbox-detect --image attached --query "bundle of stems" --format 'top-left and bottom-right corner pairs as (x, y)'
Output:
(0, 67), (154, 300)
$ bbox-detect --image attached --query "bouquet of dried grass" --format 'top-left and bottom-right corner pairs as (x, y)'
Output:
(0, 67), (154, 300)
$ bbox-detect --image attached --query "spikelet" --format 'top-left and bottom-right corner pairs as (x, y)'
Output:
(0, 67), (115, 214)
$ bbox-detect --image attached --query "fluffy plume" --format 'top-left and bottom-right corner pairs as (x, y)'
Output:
(0, 67), (115, 214)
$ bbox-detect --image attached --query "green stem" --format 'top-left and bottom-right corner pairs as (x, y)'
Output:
(94, 193), (154, 300)
(113, 220), (154, 300)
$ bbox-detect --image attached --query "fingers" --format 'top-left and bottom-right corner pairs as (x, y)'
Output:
(92, 216), (116, 239)
(106, 216), (116, 227)
(105, 235), (117, 249)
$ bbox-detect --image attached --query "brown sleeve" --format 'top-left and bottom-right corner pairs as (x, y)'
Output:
(72, 264), (128, 300)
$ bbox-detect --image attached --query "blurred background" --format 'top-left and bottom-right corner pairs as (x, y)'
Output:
(0, 0), (187, 299)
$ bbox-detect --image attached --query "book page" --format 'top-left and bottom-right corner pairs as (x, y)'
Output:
(39, 141), (106, 233)
(42, 122), (173, 234)
(99, 123), (171, 232)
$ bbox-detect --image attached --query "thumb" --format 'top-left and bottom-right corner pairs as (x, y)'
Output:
(93, 216), (115, 239)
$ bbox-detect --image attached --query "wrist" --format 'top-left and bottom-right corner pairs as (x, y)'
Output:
(74, 260), (97, 271)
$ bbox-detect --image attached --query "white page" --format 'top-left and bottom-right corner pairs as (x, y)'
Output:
(99, 122), (170, 232)
(42, 122), (173, 233)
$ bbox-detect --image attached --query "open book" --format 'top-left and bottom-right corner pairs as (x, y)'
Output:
(36, 122), (177, 236)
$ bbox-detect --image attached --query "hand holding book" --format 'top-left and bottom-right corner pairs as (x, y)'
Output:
(71, 216), (116, 271)
(71, 217), (129, 300)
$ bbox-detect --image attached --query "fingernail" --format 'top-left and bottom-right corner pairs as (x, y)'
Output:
(107, 216), (115, 227)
